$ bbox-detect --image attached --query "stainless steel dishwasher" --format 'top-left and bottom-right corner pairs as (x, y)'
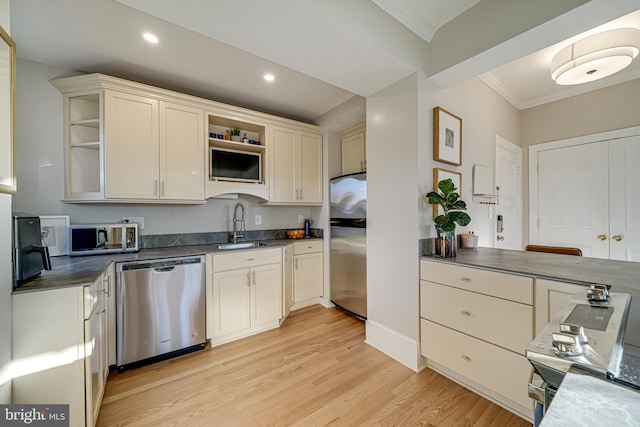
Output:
(116, 255), (206, 369)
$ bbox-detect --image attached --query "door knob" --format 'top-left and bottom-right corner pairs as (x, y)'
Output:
(612, 235), (623, 242)
(597, 234), (607, 241)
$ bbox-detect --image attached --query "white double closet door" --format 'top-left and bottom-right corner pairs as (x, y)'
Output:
(537, 135), (640, 261)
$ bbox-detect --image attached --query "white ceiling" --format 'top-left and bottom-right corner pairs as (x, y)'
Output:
(9, 0), (640, 126)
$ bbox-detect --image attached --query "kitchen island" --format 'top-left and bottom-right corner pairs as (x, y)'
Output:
(419, 247), (640, 423)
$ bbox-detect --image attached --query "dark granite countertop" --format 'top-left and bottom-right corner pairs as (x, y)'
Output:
(420, 247), (640, 291)
(14, 238), (322, 293)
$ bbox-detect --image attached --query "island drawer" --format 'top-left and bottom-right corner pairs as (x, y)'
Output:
(420, 260), (533, 304)
(421, 319), (532, 409)
(420, 280), (533, 353)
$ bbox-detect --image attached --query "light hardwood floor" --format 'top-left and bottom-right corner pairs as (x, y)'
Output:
(98, 305), (531, 426)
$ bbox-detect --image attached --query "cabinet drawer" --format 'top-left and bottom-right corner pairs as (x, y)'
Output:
(420, 260), (533, 304)
(421, 319), (532, 409)
(213, 248), (281, 272)
(293, 240), (322, 255)
(420, 281), (532, 353)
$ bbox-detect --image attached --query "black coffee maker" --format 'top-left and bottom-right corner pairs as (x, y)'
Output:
(13, 213), (52, 286)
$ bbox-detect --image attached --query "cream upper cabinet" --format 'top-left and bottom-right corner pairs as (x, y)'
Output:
(341, 123), (366, 175)
(104, 90), (159, 199)
(104, 93), (205, 201)
(269, 125), (322, 205)
(160, 101), (205, 200)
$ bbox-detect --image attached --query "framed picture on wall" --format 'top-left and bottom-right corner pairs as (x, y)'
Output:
(433, 168), (462, 218)
(433, 106), (462, 166)
(0, 25), (16, 194)
(40, 215), (70, 256)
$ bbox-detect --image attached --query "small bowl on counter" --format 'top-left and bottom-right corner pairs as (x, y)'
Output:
(287, 229), (305, 239)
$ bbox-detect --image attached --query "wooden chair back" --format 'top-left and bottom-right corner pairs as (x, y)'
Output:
(524, 245), (582, 256)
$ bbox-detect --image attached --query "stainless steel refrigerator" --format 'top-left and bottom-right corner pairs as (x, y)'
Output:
(330, 172), (367, 319)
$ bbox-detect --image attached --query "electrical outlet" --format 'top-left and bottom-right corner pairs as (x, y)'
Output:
(298, 214), (304, 224)
(122, 216), (144, 230)
(255, 215), (262, 225)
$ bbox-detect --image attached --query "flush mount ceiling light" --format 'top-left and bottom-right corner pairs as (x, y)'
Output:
(551, 28), (640, 85)
(264, 74), (275, 82)
(143, 32), (159, 44)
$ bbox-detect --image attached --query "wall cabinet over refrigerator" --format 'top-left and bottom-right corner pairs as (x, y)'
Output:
(268, 125), (323, 205)
(340, 123), (366, 175)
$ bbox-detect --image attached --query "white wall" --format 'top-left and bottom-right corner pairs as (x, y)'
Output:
(13, 59), (316, 236)
(0, 0), (12, 404)
(365, 74), (421, 370)
(364, 72), (521, 371)
(419, 77), (520, 247)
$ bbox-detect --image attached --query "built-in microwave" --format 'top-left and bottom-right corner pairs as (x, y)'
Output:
(69, 223), (139, 256)
(209, 147), (262, 183)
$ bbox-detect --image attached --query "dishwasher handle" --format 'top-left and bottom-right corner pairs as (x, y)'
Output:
(153, 266), (176, 273)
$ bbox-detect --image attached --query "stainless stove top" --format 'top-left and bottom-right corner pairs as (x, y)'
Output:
(527, 288), (631, 383)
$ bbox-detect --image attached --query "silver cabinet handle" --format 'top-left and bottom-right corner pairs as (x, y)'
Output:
(252, 271), (256, 286)
(154, 179), (158, 196)
(295, 259), (298, 270)
(460, 277), (472, 282)
(299, 189), (303, 200)
(461, 355), (471, 363)
(460, 310), (471, 316)
(246, 272), (250, 287)
(161, 180), (165, 197)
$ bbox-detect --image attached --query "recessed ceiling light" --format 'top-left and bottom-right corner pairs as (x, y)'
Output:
(264, 74), (275, 82)
(143, 33), (159, 44)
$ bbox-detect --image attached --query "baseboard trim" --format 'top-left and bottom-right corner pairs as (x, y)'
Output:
(427, 359), (534, 422)
(365, 320), (420, 372)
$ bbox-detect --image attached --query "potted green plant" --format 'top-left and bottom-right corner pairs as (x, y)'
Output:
(425, 178), (471, 257)
(230, 127), (242, 142)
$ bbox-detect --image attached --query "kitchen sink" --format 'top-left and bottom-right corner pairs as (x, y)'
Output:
(216, 242), (269, 250)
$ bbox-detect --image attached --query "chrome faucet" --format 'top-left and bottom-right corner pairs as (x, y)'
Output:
(232, 202), (246, 243)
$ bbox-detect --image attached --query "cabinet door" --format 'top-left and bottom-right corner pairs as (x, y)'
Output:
(251, 263), (282, 326)
(534, 279), (585, 336)
(104, 263), (116, 367)
(283, 244), (294, 316)
(298, 131), (323, 204)
(160, 102), (205, 200)
(212, 268), (251, 337)
(270, 126), (298, 202)
(104, 90), (159, 199)
(342, 131), (365, 174)
(609, 135), (640, 262)
(294, 252), (324, 301)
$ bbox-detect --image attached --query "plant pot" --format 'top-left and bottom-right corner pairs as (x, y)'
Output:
(231, 135), (241, 142)
(435, 229), (456, 257)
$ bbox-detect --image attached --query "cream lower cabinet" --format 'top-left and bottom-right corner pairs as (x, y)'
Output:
(104, 262), (117, 367)
(419, 260), (534, 419)
(269, 126), (323, 205)
(283, 243), (294, 317)
(13, 278), (108, 427)
(207, 248), (283, 345)
(293, 240), (324, 302)
(534, 278), (585, 336)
